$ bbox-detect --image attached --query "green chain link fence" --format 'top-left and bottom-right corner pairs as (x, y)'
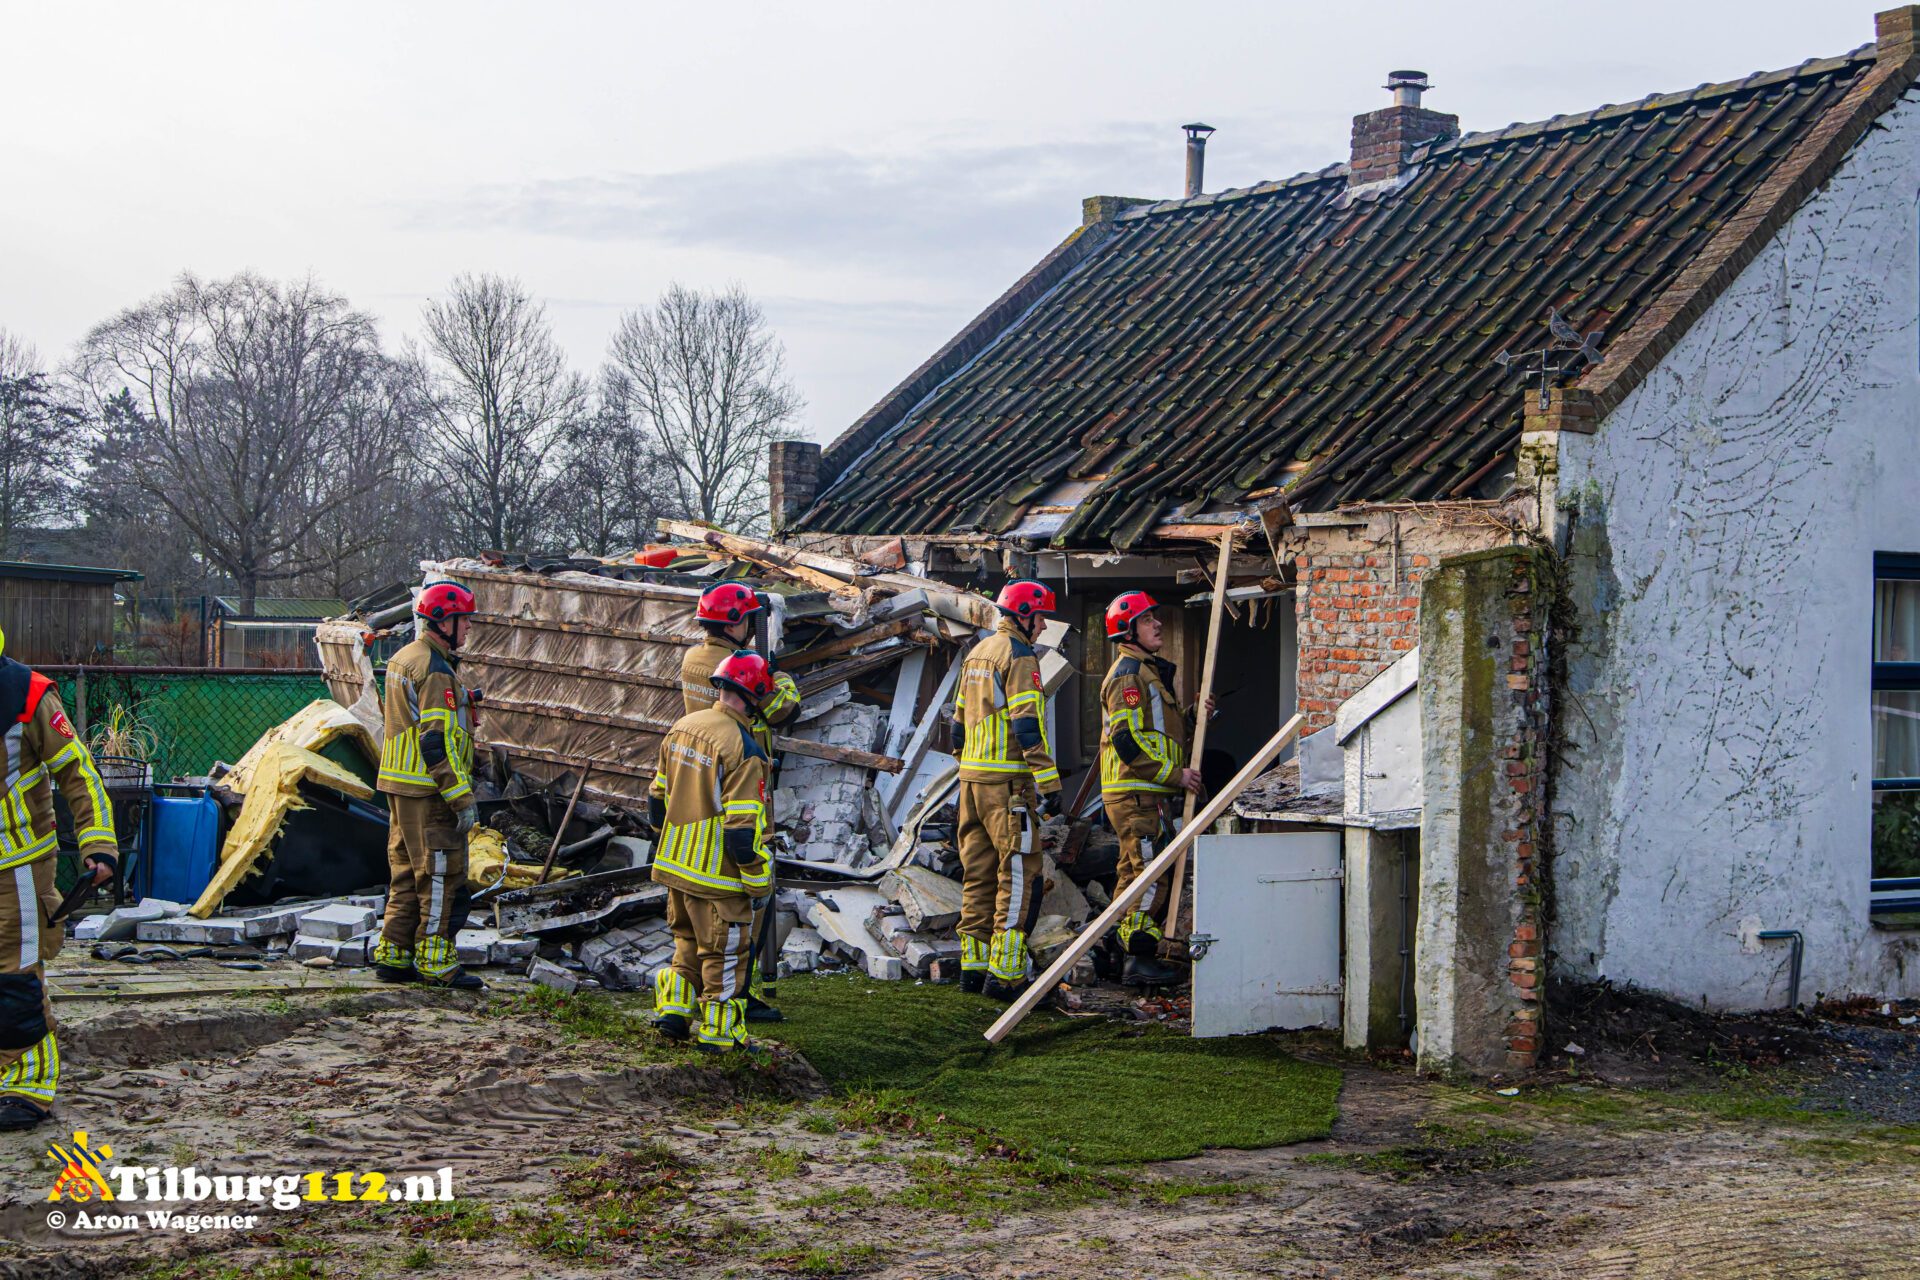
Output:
(47, 667), (334, 782)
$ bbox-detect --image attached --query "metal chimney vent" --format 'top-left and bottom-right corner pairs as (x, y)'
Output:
(1385, 71), (1431, 108)
(1183, 122), (1216, 198)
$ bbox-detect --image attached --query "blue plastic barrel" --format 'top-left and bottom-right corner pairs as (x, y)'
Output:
(144, 793), (222, 905)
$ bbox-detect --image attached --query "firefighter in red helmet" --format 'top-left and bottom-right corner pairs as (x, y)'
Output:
(680, 582), (801, 750)
(649, 651), (775, 1050)
(1099, 590), (1208, 986)
(951, 579), (1063, 999)
(680, 581), (801, 1022)
(374, 580), (484, 988)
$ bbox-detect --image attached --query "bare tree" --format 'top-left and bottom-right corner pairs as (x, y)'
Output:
(73, 273), (388, 612)
(606, 284), (804, 533)
(298, 356), (435, 599)
(549, 374), (686, 554)
(416, 274), (587, 553)
(0, 329), (85, 558)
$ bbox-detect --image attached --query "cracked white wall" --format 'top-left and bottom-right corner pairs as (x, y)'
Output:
(1552, 91), (1920, 1007)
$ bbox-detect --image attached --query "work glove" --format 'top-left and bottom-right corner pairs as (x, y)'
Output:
(453, 804), (478, 836)
(751, 892), (775, 912)
(1037, 790), (1064, 821)
(81, 851), (118, 886)
(648, 794), (666, 830)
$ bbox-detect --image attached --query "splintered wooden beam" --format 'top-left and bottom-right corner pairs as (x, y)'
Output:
(784, 619), (921, 666)
(983, 713), (1304, 1043)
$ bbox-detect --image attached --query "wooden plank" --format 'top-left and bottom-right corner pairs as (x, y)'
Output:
(984, 714), (1304, 1043)
(484, 695), (906, 773)
(1164, 533), (1233, 940)
(453, 564), (705, 604)
(784, 619), (919, 666)
(880, 654), (963, 826)
(794, 644), (913, 696)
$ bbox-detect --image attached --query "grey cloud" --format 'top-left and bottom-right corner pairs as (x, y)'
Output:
(409, 125), (1323, 278)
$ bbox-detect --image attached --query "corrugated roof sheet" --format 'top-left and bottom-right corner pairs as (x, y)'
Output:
(804, 47), (1878, 545)
(212, 597), (348, 619)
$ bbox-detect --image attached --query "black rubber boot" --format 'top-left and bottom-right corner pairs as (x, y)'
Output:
(372, 963), (417, 984)
(983, 977), (1028, 1003)
(745, 993), (785, 1023)
(656, 1013), (691, 1042)
(420, 966), (485, 990)
(1122, 955), (1181, 988)
(960, 970), (987, 994)
(0, 1097), (50, 1132)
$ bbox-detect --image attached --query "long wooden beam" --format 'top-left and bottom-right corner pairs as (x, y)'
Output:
(1164, 531), (1234, 940)
(983, 713), (1304, 1043)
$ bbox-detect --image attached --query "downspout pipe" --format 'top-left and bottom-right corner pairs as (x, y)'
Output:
(1757, 929), (1804, 1009)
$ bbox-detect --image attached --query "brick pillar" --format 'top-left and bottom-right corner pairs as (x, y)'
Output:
(1415, 546), (1550, 1076)
(769, 440), (822, 535)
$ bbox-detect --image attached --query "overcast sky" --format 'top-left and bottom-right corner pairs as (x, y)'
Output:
(0, 1), (1880, 442)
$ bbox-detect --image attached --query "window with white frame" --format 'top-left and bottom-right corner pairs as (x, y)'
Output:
(1872, 553), (1920, 909)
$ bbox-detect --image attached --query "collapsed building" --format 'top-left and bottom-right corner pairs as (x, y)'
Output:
(742, 10), (1920, 1072)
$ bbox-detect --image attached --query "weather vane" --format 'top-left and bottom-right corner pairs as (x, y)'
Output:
(1494, 308), (1604, 409)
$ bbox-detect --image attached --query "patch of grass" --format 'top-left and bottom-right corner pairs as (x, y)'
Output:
(893, 1150), (1131, 1221)
(782, 1184), (877, 1210)
(798, 1109), (838, 1135)
(390, 1198), (503, 1242)
(1137, 1178), (1253, 1205)
(750, 1143), (805, 1179)
(768, 975), (1340, 1164)
(756, 1242), (889, 1275)
(399, 1243), (435, 1269)
(506, 1142), (698, 1261)
(1784, 1129), (1920, 1166)
(262, 994), (292, 1015)
(484, 985), (654, 1044)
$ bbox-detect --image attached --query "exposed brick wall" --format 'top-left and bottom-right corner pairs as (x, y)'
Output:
(1498, 553), (1551, 1072)
(1291, 511), (1514, 734)
(1295, 549), (1426, 732)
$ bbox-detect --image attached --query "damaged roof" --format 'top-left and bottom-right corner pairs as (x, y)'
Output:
(802, 43), (1887, 546)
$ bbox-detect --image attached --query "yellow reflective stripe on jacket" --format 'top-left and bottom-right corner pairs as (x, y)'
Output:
(1100, 704), (1180, 795)
(51, 741), (117, 845)
(655, 815), (769, 892)
(1, 754), (58, 867)
(1008, 689), (1060, 787)
(421, 708), (474, 802)
(762, 674), (799, 720)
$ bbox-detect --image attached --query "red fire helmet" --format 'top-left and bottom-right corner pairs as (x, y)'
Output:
(711, 650), (775, 702)
(415, 581), (477, 622)
(1105, 590), (1159, 639)
(995, 580), (1056, 619)
(697, 582), (764, 625)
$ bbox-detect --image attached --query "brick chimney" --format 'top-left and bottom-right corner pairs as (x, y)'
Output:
(769, 439), (822, 534)
(1878, 5), (1920, 60)
(1350, 71), (1457, 187)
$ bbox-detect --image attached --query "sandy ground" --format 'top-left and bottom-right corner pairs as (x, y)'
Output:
(2, 960), (1916, 1280)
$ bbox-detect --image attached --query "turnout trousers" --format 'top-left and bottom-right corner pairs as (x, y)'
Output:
(378, 794), (470, 979)
(1104, 791), (1174, 956)
(955, 779), (1042, 983)
(0, 857), (62, 1109)
(656, 889), (755, 1048)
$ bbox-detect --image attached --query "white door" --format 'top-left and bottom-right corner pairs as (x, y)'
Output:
(1191, 831), (1342, 1037)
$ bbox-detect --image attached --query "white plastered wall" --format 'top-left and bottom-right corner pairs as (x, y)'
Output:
(1551, 91), (1920, 1007)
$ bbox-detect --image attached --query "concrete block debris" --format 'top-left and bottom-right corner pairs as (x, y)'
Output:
(76, 898), (184, 942)
(297, 903), (379, 940)
(528, 957), (582, 993)
(135, 916), (249, 946)
(881, 865), (963, 932)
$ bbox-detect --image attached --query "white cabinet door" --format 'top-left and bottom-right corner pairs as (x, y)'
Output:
(1191, 831), (1343, 1037)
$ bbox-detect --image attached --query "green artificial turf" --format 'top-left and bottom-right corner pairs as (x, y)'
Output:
(764, 975), (1340, 1164)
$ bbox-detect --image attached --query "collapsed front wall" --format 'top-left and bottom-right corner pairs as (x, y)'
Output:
(1549, 94), (1920, 1006)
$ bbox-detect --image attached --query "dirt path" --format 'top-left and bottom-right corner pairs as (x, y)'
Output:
(2, 968), (1915, 1279)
